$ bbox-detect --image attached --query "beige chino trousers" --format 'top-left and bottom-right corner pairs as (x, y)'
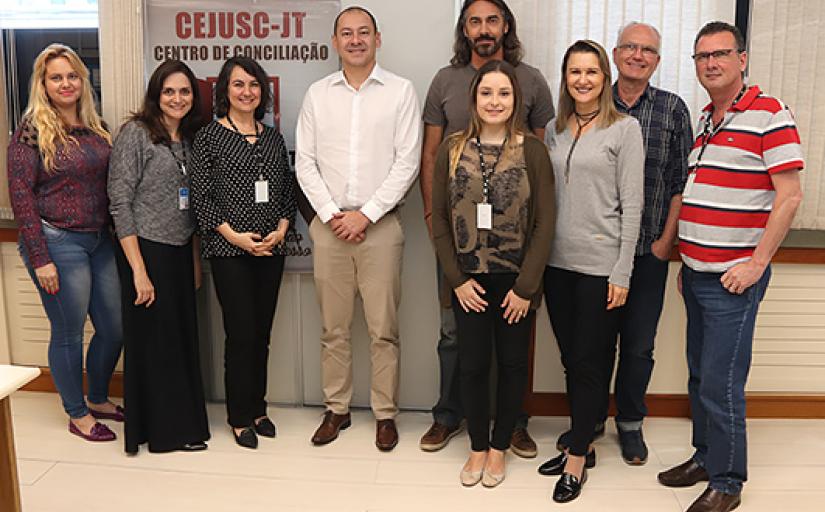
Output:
(309, 212), (404, 419)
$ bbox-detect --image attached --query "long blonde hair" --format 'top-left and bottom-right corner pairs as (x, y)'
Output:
(449, 60), (525, 173)
(23, 43), (110, 173)
(555, 40), (623, 133)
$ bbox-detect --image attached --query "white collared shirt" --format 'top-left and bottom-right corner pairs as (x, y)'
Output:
(295, 63), (423, 223)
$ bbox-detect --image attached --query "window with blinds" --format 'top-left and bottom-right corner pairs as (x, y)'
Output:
(750, 0), (825, 230)
(504, 0), (736, 122)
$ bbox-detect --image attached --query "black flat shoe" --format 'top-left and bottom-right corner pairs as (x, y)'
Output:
(178, 441), (208, 452)
(233, 427), (258, 449)
(552, 469), (588, 503)
(537, 449), (596, 476)
(254, 417), (277, 438)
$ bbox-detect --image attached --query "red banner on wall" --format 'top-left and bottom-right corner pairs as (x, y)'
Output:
(144, 0), (341, 271)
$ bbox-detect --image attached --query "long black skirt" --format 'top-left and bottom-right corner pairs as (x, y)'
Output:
(117, 237), (210, 453)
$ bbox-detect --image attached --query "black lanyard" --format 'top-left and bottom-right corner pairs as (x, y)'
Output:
(474, 136), (505, 203)
(695, 85), (748, 166)
(227, 115), (266, 180)
(164, 140), (188, 178)
(226, 114), (261, 140)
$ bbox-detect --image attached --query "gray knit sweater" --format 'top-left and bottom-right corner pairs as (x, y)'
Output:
(544, 115), (644, 288)
(108, 120), (196, 246)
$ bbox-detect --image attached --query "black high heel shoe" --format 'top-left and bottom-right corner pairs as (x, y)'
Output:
(552, 468), (588, 503)
(537, 449), (596, 476)
(233, 427), (258, 449)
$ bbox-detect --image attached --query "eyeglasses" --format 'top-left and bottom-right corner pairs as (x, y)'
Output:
(692, 48), (740, 63)
(617, 43), (659, 57)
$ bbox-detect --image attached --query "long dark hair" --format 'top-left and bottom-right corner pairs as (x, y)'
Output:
(214, 56), (271, 121)
(131, 59), (203, 145)
(451, 0), (523, 67)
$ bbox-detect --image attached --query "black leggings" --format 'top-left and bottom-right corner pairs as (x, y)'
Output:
(544, 266), (619, 456)
(452, 273), (532, 452)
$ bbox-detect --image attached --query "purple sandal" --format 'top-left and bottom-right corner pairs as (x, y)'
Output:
(69, 421), (117, 442)
(90, 404), (125, 422)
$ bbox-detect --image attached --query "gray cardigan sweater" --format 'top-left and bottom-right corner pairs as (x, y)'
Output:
(544, 115), (644, 288)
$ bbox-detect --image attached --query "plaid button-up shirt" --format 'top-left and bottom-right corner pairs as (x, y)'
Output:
(613, 83), (693, 256)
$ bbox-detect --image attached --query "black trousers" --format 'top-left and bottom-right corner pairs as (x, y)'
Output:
(544, 266), (620, 456)
(452, 273), (531, 452)
(210, 254), (285, 428)
(117, 238), (210, 453)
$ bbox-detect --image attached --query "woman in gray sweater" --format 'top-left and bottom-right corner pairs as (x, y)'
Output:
(540, 40), (644, 503)
(108, 60), (210, 454)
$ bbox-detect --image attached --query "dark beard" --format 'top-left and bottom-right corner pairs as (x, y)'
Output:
(472, 36), (503, 58)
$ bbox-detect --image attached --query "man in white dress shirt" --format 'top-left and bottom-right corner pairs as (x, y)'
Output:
(296, 6), (422, 451)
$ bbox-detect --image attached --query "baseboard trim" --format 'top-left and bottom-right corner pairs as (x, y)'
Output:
(524, 392), (825, 419)
(20, 367), (825, 419)
(21, 368), (123, 397)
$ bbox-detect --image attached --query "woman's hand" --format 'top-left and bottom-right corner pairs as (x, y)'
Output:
(34, 263), (59, 295)
(607, 283), (629, 310)
(133, 268), (155, 307)
(454, 278), (488, 313)
(501, 289), (530, 324)
(261, 229), (286, 251)
(230, 231), (270, 256)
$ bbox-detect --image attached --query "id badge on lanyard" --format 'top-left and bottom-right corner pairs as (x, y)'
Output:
(178, 187), (190, 210)
(255, 178), (269, 203)
(170, 147), (189, 210)
(477, 203), (492, 230)
(475, 136), (503, 231)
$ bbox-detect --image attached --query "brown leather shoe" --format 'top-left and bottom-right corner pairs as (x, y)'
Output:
(311, 411), (351, 446)
(375, 419), (398, 451)
(658, 459), (710, 487)
(419, 422), (463, 452)
(510, 427), (538, 458)
(686, 488), (741, 512)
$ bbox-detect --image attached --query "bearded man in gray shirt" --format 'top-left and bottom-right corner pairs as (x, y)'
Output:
(418, 0), (554, 458)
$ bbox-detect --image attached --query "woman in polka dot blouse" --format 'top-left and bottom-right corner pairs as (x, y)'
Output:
(190, 56), (296, 450)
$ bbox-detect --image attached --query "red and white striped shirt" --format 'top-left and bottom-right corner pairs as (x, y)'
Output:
(678, 85), (804, 272)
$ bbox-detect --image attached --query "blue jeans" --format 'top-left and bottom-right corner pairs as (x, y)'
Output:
(20, 223), (123, 419)
(605, 253), (670, 428)
(682, 264), (771, 495)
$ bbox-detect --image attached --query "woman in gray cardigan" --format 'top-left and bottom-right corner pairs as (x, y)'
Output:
(540, 40), (644, 503)
(108, 60), (210, 454)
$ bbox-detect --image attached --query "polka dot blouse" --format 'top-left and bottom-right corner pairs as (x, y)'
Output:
(190, 120), (296, 259)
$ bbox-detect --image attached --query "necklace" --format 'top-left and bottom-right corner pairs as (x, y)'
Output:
(574, 108), (600, 129)
(226, 114), (261, 140)
(564, 109), (601, 183)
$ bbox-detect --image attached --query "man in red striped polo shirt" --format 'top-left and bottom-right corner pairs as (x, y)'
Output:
(657, 21), (804, 512)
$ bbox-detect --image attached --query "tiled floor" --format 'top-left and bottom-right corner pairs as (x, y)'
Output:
(9, 391), (825, 511)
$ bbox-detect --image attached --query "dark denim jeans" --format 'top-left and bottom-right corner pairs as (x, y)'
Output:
(682, 264), (771, 495)
(20, 223), (123, 418)
(432, 267), (462, 427)
(604, 253), (670, 428)
(431, 263), (528, 430)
